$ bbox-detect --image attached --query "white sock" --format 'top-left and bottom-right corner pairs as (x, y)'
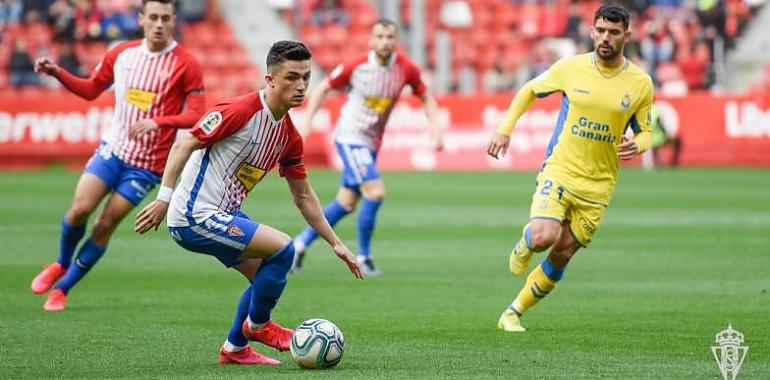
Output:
(223, 340), (247, 353)
(247, 316), (267, 331)
(293, 239), (306, 255)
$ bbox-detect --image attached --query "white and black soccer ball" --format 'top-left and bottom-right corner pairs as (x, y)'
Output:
(290, 318), (345, 369)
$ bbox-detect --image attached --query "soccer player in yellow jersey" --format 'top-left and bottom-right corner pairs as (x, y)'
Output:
(487, 3), (653, 332)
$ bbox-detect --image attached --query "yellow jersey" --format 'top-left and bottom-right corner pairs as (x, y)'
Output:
(526, 53), (653, 204)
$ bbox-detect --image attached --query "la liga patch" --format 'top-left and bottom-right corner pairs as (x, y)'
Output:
(200, 112), (223, 135)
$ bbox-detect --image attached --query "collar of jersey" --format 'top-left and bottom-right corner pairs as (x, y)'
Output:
(368, 50), (397, 68)
(141, 39), (177, 57)
(591, 53), (629, 79)
(259, 90), (285, 124)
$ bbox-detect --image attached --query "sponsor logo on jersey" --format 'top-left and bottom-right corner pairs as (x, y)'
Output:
(126, 88), (157, 112)
(200, 112), (223, 135)
(365, 97), (394, 114)
(235, 162), (266, 191)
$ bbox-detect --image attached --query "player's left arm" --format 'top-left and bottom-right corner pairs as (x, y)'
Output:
(618, 80), (654, 160)
(407, 63), (443, 150)
(286, 177), (363, 279)
(417, 92), (444, 151)
(131, 58), (206, 138)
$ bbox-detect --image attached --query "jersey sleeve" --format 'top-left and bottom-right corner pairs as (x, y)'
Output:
(327, 61), (355, 89)
(278, 120), (307, 180)
(182, 55), (205, 94)
(404, 61), (427, 97)
(627, 78), (654, 153)
(190, 102), (251, 149)
(528, 58), (569, 97)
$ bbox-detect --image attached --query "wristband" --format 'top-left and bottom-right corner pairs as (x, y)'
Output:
(156, 185), (173, 203)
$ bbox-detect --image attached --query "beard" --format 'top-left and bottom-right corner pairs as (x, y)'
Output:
(596, 43), (621, 61)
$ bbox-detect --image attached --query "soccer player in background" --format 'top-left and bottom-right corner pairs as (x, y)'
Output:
(134, 41), (362, 365)
(291, 19), (444, 276)
(30, 0), (205, 311)
(487, 3), (653, 332)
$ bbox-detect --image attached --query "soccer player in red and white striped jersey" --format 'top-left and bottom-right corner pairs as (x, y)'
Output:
(135, 41), (361, 365)
(292, 19), (444, 276)
(30, 0), (206, 311)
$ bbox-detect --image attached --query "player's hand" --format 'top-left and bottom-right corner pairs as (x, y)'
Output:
(332, 242), (363, 279)
(134, 200), (169, 234)
(34, 57), (60, 76)
(130, 119), (159, 139)
(617, 136), (638, 160)
(487, 132), (511, 159)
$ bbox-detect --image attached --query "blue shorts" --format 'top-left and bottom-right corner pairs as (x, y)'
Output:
(335, 142), (380, 189)
(84, 144), (160, 206)
(168, 211), (259, 268)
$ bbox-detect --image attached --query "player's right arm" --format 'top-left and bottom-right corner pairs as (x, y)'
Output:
(134, 132), (200, 233)
(487, 59), (568, 159)
(299, 78), (334, 139)
(35, 53), (114, 101)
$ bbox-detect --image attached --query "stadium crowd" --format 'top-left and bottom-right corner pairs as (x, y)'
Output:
(1, 0), (768, 94)
(0, 0), (220, 91)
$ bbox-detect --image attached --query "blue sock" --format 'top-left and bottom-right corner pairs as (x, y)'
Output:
(248, 242), (294, 323)
(523, 224), (533, 250)
(540, 258), (565, 281)
(357, 197), (382, 257)
(296, 200), (350, 248)
(227, 285), (251, 347)
(55, 238), (107, 294)
(57, 217), (86, 269)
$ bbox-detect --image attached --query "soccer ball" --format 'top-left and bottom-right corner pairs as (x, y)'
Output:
(290, 318), (345, 369)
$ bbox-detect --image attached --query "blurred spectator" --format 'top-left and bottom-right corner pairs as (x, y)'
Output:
(0, 0), (23, 28)
(9, 38), (41, 88)
(49, 0), (76, 41)
(177, 0), (207, 23)
(482, 59), (517, 93)
(676, 41), (709, 90)
(58, 41), (87, 77)
(22, 0), (53, 23)
(73, 0), (103, 41)
(310, 0), (348, 26)
(99, 3), (139, 41)
(640, 20), (675, 84)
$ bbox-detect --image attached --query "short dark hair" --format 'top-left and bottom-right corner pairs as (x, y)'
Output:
(594, 3), (630, 30)
(373, 18), (398, 31)
(266, 41), (312, 70)
(141, 0), (175, 13)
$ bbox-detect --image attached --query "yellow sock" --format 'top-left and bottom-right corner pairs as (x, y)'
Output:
(511, 263), (558, 315)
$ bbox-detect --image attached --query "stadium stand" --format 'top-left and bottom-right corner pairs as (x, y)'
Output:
(0, 0), (258, 102)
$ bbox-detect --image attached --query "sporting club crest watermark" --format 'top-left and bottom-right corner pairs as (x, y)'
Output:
(711, 324), (749, 380)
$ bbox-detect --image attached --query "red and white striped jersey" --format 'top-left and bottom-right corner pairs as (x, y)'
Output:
(167, 90), (306, 227)
(98, 39), (204, 174)
(329, 51), (426, 150)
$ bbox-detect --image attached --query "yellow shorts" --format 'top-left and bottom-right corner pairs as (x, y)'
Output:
(529, 174), (607, 246)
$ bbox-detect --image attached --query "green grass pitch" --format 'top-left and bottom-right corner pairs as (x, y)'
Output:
(1, 167), (768, 379)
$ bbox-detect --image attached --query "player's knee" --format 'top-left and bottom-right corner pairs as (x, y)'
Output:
(67, 206), (92, 224)
(266, 242), (294, 279)
(337, 198), (358, 212)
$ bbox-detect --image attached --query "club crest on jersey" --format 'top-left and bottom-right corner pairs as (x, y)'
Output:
(274, 144), (282, 153)
(620, 93), (631, 110)
(227, 225), (244, 237)
(200, 112), (223, 135)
